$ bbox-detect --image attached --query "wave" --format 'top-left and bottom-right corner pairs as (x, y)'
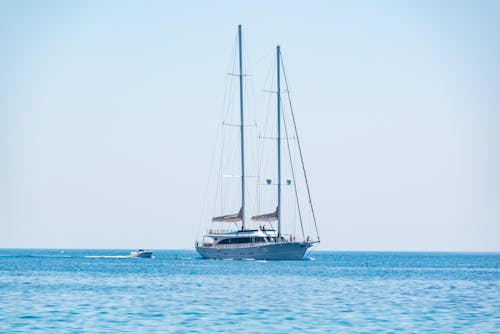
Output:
(0, 255), (72, 259)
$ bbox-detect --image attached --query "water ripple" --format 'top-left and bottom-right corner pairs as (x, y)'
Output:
(0, 250), (499, 333)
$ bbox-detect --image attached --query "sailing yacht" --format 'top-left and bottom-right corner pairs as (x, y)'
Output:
(195, 25), (320, 260)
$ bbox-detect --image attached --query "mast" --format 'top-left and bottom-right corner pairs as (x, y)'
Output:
(277, 45), (282, 237)
(238, 25), (246, 230)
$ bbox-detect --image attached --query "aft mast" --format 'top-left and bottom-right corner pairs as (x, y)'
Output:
(277, 45), (282, 238)
(238, 25), (246, 230)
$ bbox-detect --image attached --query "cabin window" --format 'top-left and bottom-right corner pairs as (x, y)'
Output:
(217, 237), (252, 244)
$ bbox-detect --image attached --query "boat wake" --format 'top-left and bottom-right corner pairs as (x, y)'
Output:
(84, 255), (132, 259)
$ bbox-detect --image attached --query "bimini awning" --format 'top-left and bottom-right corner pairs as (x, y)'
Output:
(251, 207), (278, 222)
(212, 207), (242, 222)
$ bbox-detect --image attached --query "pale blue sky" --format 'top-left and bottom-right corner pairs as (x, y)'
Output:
(1, 1), (499, 250)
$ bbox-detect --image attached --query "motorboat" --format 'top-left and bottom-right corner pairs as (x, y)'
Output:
(129, 249), (153, 258)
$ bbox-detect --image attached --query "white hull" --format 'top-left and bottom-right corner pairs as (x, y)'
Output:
(196, 241), (312, 260)
(130, 251), (153, 258)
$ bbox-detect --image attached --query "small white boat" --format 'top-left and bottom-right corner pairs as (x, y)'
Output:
(129, 249), (153, 258)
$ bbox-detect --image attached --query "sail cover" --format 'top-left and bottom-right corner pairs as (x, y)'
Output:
(251, 207), (278, 222)
(212, 207), (242, 222)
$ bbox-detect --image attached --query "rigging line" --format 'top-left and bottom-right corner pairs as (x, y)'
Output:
(204, 36), (240, 235)
(258, 59), (276, 174)
(244, 37), (261, 206)
(217, 80), (230, 217)
(215, 92), (229, 217)
(259, 136), (296, 140)
(222, 72), (233, 126)
(255, 59), (274, 217)
(219, 38), (236, 216)
(197, 123), (221, 239)
(252, 47), (275, 69)
(243, 43), (260, 220)
(220, 136), (233, 203)
(224, 32), (238, 125)
(226, 69), (236, 124)
(226, 73), (251, 77)
(250, 52), (261, 217)
(244, 40), (257, 127)
(281, 95), (305, 241)
(256, 58), (274, 191)
(222, 39), (235, 112)
(221, 130), (241, 213)
(259, 52), (274, 134)
(256, 55), (279, 208)
(223, 122), (257, 127)
(218, 119), (224, 216)
(263, 90), (289, 94)
(217, 31), (239, 217)
(201, 103), (227, 238)
(226, 31), (239, 73)
(280, 52), (320, 242)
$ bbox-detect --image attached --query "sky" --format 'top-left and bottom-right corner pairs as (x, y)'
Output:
(1, 0), (499, 251)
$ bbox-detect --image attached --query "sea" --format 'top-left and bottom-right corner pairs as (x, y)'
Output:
(0, 249), (499, 333)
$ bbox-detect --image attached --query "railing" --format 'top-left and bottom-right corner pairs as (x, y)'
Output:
(206, 229), (239, 235)
(196, 240), (299, 249)
(196, 242), (215, 248)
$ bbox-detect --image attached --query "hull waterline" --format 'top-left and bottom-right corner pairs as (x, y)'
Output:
(195, 242), (312, 260)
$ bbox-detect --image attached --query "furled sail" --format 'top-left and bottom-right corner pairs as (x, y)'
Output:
(212, 207), (243, 222)
(251, 207), (278, 222)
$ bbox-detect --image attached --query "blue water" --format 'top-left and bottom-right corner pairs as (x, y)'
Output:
(0, 250), (499, 333)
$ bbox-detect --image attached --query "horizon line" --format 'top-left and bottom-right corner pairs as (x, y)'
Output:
(1, 247), (499, 254)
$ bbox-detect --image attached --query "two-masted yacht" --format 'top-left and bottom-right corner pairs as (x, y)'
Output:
(195, 25), (320, 260)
